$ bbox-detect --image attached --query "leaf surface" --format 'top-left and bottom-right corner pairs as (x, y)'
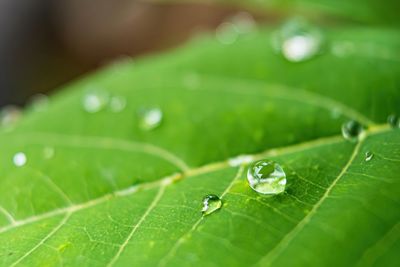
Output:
(0, 26), (399, 267)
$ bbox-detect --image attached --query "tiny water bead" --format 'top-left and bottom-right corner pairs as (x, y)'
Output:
(272, 18), (324, 62)
(82, 89), (109, 113)
(13, 152), (27, 167)
(365, 151), (374, 162)
(341, 120), (364, 141)
(43, 147), (55, 159)
(28, 94), (49, 112)
(247, 160), (286, 195)
(216, 22), (239, 45)
(109, 96), (127, 113)
(201, 194), (222, 216)
(138, 107), (163, 131)
(0, 105), (22, 127)
(387, 114), (399, 128)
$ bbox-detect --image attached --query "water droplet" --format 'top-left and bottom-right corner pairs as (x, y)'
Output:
(109, 96), (127, 113)
(43, 147), (55, 159)
(201, 194), (222, 216)
(387, 114), (399, 128)
(229, 12), (256, 34)
(28, 94), (49, 112)
(82, 89), (109, 113)
(216, 22), (239, 45)
(272, 19), (324, 62)
(183, 73), (201, 90)
(365, 151), (374, 162)
(138, 107), (163, 131)
(0, 105), (22, 127)
(247, 160), (286, 195)
(13, 152), (27, 167)
(341, 120), (364, 141)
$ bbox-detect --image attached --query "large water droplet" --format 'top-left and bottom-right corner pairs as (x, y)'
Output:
(387, 114), (399, 128)
(109, 96), (127, 113)
(341, 120), (364, 141)
(201, 194), (222, 216)
(247, 160), (286, 195)
(82, 89), (109, 113)
(272, 19), (324, 62)
(13, 152), (27, 167)
(138, 107), (163, 131)
(365, 151), (374, 162)
(0, 106), (22, 128)
(28, 94), (49, 112)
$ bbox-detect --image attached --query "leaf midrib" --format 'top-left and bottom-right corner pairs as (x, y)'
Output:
(0, 123), (389, 235)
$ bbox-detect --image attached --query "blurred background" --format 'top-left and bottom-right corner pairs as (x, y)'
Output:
(0, 0), (268, 107)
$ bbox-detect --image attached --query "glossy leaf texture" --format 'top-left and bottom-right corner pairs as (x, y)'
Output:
(0, 25), (399, 267)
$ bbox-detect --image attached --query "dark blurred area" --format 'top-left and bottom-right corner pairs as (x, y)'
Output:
(0, 0), (251, 107)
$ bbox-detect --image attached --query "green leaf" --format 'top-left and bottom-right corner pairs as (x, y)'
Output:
(0, 25), (399, 267)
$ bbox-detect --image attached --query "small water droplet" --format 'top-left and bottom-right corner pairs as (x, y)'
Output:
(341, 120), (364, 141)
(229, 12), (256, 34)
(138, 107), (163, 131)
(201, 194), (222, 216)
(272, 19), (324, 62)
(365, 151), (374, 162)
(183, 73), (201, 90)
(82, 89), (109, 113)
(43, 147), (55, 159)
(13, 152), (27, 167)
(0, 105), (22, 128)
(216, 22), (239, 45)
(109, 96), (127, 113)
(387, 114), (399, 128)
(28, 94), (49, 112)
(247, 160), (286, 195)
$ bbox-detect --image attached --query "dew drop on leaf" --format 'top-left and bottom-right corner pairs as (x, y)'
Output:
(109, 96), (127, 113)
(387, 114), (399, 128)
(247, 160), (286, 195)
(138, 107), (163, 131)
(365, 151), (374, 162)
(341, 120), (364, 141)
(82, 89), (109, 113)
(201, 194), (222, 216)
(0, 105), (22, 128)
(43, 147), (55, 159)
(28, 94), (49, 112)
(216, 22), (239, 45)
(13, 152), (27, 167)
(272, 18), (324, 62)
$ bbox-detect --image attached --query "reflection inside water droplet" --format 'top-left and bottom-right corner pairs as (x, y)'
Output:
(138, 107), (163, 131)
(365, 151), (373, 162)
(202, 194), (222, 216)
(341, 120), (364, 141)
(272, 18), (324, 62)
(13, 152), (27, 167)
(82, 89), (109, 113)
(247, 160), (286, 195)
